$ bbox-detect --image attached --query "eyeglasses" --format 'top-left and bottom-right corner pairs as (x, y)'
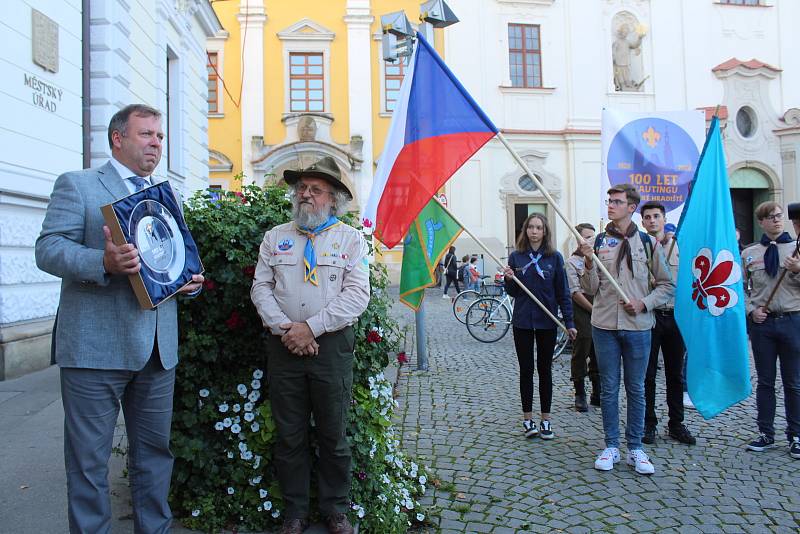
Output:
(763, 213), (783, 222)
(605, 199), (630, 207)
(296, 183), (333, 197)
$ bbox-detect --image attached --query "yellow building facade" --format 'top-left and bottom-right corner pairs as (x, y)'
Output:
(206, 0), (442, 201)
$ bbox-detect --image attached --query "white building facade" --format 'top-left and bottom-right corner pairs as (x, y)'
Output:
(440, 0), (800, 260)
(0, 0), (221, 380)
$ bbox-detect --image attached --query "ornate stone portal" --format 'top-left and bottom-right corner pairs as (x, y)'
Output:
(251, 113), (364, 208)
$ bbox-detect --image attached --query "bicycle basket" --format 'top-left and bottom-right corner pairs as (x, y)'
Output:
(484, 283), (504, 297)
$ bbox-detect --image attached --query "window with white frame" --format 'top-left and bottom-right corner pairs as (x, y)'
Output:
(289, 52), (324, 112)
(508, 23), (542, 88)
(384, 55), (409, 112)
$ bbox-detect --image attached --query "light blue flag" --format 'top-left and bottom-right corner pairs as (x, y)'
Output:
(674, 117), (751, 419)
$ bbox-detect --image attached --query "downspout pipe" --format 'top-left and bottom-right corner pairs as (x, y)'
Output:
(81, 0), (90, 169)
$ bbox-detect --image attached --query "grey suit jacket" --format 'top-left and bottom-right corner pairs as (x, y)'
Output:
(35, 162), (179, 371)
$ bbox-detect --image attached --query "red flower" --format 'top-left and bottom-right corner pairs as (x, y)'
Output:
(366, 330), (382, 343)
(203, 278), (217, 291)
(362, 218), (373, 228)
(397, 352), (408, 364)
(242, 265), (256, 279)
(357, 471), (367, 480)
(233, 191), (246, 204)
(225, 311), (244, 330)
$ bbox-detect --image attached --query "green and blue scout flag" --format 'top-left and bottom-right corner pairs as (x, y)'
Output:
(674, 117), (751, 419)
(399, 199), (462, 310)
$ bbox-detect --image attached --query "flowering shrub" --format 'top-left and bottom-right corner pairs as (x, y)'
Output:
(170, 183), (430, 532)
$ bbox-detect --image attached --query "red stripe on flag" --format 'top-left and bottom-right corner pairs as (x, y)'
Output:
(374, 131), (495, 248)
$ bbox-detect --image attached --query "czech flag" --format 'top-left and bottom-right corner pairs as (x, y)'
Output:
(362, 32), (498, 249)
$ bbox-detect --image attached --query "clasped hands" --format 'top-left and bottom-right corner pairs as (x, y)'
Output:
(280, 321), (319, 357)
(102, 225), (204, 292)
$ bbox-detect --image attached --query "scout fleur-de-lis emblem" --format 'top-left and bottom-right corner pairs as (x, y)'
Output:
(690, 248), (740, 316)
(642, 126), (661, 148)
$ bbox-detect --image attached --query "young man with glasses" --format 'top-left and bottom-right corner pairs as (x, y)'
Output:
(578, 184), (674, 475)
(640, 201), (696, 446)
(741, 201), (800, 460)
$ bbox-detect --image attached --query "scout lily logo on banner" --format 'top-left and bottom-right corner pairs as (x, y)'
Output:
(601, 109), (705, 226)
(689, 248), (741, 316)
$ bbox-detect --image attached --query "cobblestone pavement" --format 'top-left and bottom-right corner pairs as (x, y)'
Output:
(389, 288), (799, 534)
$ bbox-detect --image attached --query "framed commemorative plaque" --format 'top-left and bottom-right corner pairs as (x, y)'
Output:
(101, 181), (204, 309)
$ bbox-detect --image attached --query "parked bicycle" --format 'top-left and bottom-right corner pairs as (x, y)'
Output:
(464, 293), (570, 357)
(452, 276), (504, 324)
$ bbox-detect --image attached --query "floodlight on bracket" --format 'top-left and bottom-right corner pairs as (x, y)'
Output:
(420, 0), (458, 29)
(381, 11), (416, 63)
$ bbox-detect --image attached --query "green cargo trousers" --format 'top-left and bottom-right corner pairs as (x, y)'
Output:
(266, 326), (355, 520)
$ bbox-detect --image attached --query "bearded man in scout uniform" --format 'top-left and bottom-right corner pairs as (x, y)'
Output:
(251, 156), (370, 534)
(742, 201), (800, 461)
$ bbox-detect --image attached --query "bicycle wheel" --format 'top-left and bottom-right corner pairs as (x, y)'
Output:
(452, 290), (480, 323)
(466, 297), (512, 343)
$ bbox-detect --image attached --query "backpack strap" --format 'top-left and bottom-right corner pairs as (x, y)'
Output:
(639, 231), (655, 288)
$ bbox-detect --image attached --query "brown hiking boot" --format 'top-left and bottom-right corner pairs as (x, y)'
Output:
(325, 512), (355, 534)
(279, 518), (309, 534)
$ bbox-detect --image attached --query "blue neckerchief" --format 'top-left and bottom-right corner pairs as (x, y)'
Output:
(760, 232), (793, 277)
(521, 250), (545, 279)
(297, 216), (340, 285)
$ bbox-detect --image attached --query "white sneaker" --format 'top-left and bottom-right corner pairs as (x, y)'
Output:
(627, 449), (655, 475)
(442, 294), (450, 299)
(522, 419), (538, 438)
(594, 447), (620, 471)
(683, 392), (694, 409)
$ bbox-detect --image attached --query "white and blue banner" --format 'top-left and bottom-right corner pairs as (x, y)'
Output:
(601, 109), (706, 225)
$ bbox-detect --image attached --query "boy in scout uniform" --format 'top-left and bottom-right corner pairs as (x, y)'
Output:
(742, 201), (800, 460)
(640, 201), (696, 446)
(251, 156), (370, 534)
(578, 184), (674, 475)
(566, 223), (601, 412)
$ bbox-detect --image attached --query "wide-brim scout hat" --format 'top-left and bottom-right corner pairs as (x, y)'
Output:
(284, 156), (353, 200)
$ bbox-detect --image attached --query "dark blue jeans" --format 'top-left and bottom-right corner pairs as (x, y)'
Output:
(749, 314), (800, 442)
(592, 327), (651, 450)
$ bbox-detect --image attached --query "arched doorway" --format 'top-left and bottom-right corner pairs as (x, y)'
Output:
(729, 166), (773, 246)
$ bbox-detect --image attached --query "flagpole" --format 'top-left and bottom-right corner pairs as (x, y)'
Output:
(496, 132), (631, 304)
(434, 200), (569, 334)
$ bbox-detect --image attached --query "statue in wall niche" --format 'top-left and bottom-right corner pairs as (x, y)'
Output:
(612, 22), (647, 92)
(297, 115), (317, 142)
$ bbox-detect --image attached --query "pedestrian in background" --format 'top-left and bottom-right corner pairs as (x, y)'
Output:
(566, 223), (600, 412)
(504, 213), (577, 441)
(469, 256), (481, 292)
(578, 184), (674, 476)
(442, 246), (460, 298)
(741, 201), (800, 460)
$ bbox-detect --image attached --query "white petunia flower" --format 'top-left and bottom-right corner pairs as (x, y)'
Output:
(251, 379), (261, 390)
(223, 418), (232, 428)
(250, 476), (262, 485)
(218, 403), (229, 413)
(244, 412), (255, 422)
(419, 475), (427, 484)
(248, 390), (260, 402)
(394, 505), (400, 514)
(227, 451), (234, 459)
(233, 416), (240, 424)
(233, 404), (241, 412)
(271, 509), (280, 518)
(238, 442), (248, 453)
(253, 369), (263, 379)
(237, 384), (247, 396)
(230, 424), (241, 434)
(358, 508), (365, 519)
(244, 402), (254, 412)
(378, 494), (387, 503)
(416, 513), (425, 521)
(227, 487), (235, 495)
(199, 389), (209, 398)
(259, 488), (268, 498)
(257, 506), (262, 512)
(214, 422), (224, 431)
(192, 509), (200, 517)
(242, 451), (253, 460)
(263, 501), (272, 511)
(253, 455), (261, 469)
(251, 423), (260, 432)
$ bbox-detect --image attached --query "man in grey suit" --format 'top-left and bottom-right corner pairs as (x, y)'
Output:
(35, 104), (203, 533)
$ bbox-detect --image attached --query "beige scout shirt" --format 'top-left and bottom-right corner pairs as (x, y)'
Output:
(742, 241), (800, 315)
(251, 221), (370, 337)
(566, 254), (587, 295)
(580, 231), (675, 331)
(656, 236), (679, 311)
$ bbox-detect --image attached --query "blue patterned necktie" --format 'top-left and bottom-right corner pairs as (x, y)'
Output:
(129, 175), (149, 192)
